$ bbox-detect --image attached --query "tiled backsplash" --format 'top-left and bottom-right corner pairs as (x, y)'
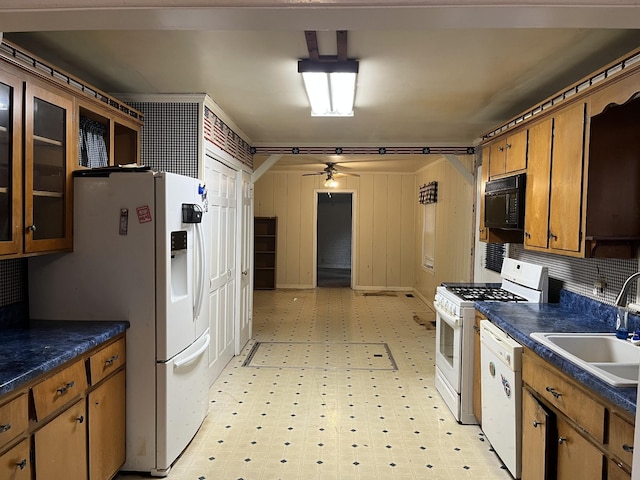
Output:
(0, 259), (28, 328)
(510, 244), (640, 306)
(3, 247), (639, 313)
(0, 259), (26, 306)
(127, 101), (200, 177)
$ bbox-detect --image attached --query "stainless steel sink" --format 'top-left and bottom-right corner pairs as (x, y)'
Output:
(530, 332), (640, 387)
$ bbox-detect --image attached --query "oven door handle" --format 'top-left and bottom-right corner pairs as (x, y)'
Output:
(434, 303), (462, 328)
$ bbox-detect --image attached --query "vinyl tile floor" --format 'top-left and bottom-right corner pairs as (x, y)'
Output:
(116, 288), (513, 480)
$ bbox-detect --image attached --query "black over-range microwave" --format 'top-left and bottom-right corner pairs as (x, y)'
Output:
(484, 173), (526, 230)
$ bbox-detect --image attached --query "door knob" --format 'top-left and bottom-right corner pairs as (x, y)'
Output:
(532, 420), (544, 428)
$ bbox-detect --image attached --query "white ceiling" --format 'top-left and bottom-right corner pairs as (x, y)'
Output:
(2, 2), (640, 174)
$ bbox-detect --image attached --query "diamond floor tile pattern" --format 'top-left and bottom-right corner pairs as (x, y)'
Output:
(116, 288), (512, 480)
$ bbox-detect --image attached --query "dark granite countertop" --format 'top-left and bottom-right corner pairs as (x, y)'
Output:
(0, 320), (129, 397)
(474, 291), (638, 416)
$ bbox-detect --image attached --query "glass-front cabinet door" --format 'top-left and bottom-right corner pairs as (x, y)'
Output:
(24, 82), (73, 253)
(0, 68), (23, 256)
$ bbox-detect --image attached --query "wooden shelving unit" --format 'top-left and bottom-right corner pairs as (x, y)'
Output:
(254, 217), (277, 290)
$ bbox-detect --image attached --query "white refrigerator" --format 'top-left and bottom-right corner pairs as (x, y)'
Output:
(28, 169), (210, 476)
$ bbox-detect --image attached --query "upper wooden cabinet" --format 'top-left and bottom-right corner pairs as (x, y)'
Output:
(479, 145), (526, 244)
(481, 47), (640, 257)
(584, 90), (640, 257)
(0, 40), (142, 259)
(24, 80), (74, 254)
(77, 99), (140, 169)
(524, 102), (586, 255)
(487, 129), (528, 179)
(0, 67), (23, 256)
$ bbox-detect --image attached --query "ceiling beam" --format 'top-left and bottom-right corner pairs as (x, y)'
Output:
(304, 30), (319, 61)
(336, 30), (348, 61)
(251, 154), (283, 183)
(444, 154), (474, 185)
(3, 5), (640, 31)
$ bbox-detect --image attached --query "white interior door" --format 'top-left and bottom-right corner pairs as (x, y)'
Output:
(236, 171), (253, 354)
(204, 155), (237, 384)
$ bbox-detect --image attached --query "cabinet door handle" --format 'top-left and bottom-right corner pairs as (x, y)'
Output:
(505, 143), (512, 149)
(17, 459), (27, 470)
(548, 231), (558, 240)
(76, 415), (84, 424)
(623, 444), (634, 453)
(524, 231), (531, 238)
(473, 325), (480, 333)
(56, 380), (76, 394)
(105, 354), (119, 366)
(532, 420), (544, 428)
(0, 423), (11, 433)
(545, 386), (562, 398)
(498, 146), (504, 152)
(558, 436), (567, 445)
(26, 224), (37, 233)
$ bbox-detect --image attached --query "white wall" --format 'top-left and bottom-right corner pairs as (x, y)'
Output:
(414, 156), (475, 303)
(253, 155), (475, 297)
(253, 171), (416, 290)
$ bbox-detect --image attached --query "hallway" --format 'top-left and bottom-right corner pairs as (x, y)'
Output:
(117, 289), (511, 479)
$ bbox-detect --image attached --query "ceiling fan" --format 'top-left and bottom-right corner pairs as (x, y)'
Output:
(302, 162), (359, 187)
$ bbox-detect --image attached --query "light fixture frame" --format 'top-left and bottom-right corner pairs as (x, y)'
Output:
(298, 58), (359, 117)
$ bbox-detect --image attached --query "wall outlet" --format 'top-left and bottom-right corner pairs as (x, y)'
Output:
(593, 276), (607, 295)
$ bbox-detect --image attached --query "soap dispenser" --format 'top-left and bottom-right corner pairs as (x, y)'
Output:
(616, 307), (629, 340)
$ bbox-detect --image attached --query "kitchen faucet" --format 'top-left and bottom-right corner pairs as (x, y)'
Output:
(615, 272), (640, 307)
(615, 272), (640, 339)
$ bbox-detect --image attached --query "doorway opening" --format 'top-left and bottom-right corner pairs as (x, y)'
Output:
(316, 192), (353, 288)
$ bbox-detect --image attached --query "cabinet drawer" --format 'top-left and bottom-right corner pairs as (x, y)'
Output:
(0, 438), (31, 480)
(89, 337), (125, 386)
(609, 412), (634, 468)
(32, 359), (88, 421)
(523, 352), (605, 442)
(0, 394), (28, 450)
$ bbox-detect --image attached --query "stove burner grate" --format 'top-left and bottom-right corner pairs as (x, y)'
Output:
(445, 286), (526, 302)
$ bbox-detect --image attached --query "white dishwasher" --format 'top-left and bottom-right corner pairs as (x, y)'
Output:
(480, 319), (523, 479)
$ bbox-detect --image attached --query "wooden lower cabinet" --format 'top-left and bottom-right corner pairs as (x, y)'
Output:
(608, 459), (632, 480)
(34, 399), (88, 480)
(0, 439), (32, 480)
(88, 370), (126, 480)
(522, 349), (634, 480)
(0, 334), (126, 480)
(556, 416), (603, 479)
(521, 389), (554, 480)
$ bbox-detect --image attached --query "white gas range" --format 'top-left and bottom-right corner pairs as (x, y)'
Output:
(433, 258), (548, 424)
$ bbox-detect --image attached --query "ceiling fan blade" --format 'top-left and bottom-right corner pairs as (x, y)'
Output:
(302, 172), (325, 176)
(334, 172), (360, 177)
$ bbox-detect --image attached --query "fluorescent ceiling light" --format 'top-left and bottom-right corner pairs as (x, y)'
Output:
(299, 60), (358, 117)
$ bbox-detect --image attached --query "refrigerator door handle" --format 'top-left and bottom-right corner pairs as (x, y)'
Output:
(174, 333), (210, 368)
(193, 222), (207, 319)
